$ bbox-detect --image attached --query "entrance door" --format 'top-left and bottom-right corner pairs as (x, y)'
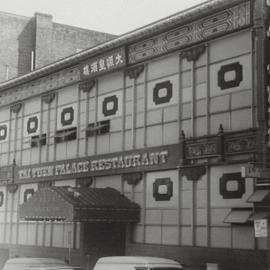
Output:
(84, 223), (125, 269)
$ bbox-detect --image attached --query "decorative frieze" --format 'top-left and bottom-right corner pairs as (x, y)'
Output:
(181, 128), (257, 166)
(186, 141), (219, 159)
(0, 68), (80, 108)
(225, 136), (256, 155)
(128, 2), (250, 63)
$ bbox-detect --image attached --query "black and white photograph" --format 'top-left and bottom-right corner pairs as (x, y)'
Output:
(0, 0), (268, 269)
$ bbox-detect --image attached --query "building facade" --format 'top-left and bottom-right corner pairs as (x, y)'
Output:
(0, 11), (115, 82)
(0, 0), (269, 269)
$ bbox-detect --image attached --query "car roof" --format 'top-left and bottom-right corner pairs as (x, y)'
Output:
(96, 256), (181, 265)
(5, 258), (67, 265)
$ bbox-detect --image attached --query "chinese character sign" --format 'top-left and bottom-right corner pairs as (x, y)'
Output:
(80, 48), (126, 79)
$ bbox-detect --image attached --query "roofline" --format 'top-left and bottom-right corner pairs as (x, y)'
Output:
(0, 0), (245, 92)
(53, 21), (117, 37)
(0, 10), (31, 21)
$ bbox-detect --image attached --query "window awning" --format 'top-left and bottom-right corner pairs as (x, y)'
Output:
(247, 190), (270, 202)
(248, 212), (270, 221)
(19, 186), (140, 223)
(223, 209), (253, 224)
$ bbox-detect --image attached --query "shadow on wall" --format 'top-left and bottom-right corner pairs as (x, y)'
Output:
(17, 18), (35, 78)
(0, 248), (9, 270)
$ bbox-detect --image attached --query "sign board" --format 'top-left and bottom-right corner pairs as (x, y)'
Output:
(241, 165), (270, 179)
(80, 47), (126, 79)
(254, 219), (268, 238)
(16, 144), (179, 182)
(241, 166), (262, 178)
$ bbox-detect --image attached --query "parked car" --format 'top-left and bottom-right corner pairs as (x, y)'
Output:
(2, 257), (79, 270)
(92, 256), (183, 270)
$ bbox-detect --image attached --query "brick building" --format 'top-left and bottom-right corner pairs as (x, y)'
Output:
(0, 0), (270, 270)
(0, 11), (116, 82)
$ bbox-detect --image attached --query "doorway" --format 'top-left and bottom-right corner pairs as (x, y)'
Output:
(83, 222), (126, 269)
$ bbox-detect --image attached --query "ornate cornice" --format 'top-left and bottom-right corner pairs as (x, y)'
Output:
(0, 0), (249, 93)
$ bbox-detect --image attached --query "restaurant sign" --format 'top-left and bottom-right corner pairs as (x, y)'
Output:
(16, 144), (179, 182)
(80, 47), (126, 79)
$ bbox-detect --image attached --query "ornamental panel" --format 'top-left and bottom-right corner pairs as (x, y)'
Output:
(0, 122), (9, 143)
(219, 173), (246, 199)
(146, 170), (178, 208)
(97, 91), (123, 121)
(147, 76), (178, 110)
(57, 104), (78, 130)
(128, 2), (250, 63)
(153, 178), (173, 201)
(23, 114), (40, 137)
(210, 54), (251, 96)
(210, 165), (254, 208)
(218, 62), (243, 90)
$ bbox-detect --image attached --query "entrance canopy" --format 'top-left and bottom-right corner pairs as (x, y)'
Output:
(19, 186), (140, 222)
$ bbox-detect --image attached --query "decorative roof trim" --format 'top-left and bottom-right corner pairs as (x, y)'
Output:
(0, 0), (246, 91)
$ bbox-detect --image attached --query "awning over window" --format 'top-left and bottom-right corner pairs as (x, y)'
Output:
(247, 190), (270, 202)
(19, 186), (140, 223)
(248, 212), (270, 221)
(223, 209), (253, 224)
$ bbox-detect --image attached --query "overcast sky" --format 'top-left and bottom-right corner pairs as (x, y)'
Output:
(0, 0), (207, 35)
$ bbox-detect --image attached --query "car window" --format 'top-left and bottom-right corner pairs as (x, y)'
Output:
(135, 267), (182, 270)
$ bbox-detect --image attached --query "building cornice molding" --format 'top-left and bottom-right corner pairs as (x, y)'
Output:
(0, 0), (245, 92)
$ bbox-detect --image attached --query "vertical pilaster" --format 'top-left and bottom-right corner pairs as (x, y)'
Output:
(125, 65), (144, 149)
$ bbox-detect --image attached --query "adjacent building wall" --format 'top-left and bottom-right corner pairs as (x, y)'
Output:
(0, 11), (116, 81)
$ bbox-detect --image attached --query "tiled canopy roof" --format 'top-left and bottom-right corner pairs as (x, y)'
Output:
(19, 186), (140, 222)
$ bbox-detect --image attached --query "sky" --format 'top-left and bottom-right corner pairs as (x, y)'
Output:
(0, 0), (207, 35)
